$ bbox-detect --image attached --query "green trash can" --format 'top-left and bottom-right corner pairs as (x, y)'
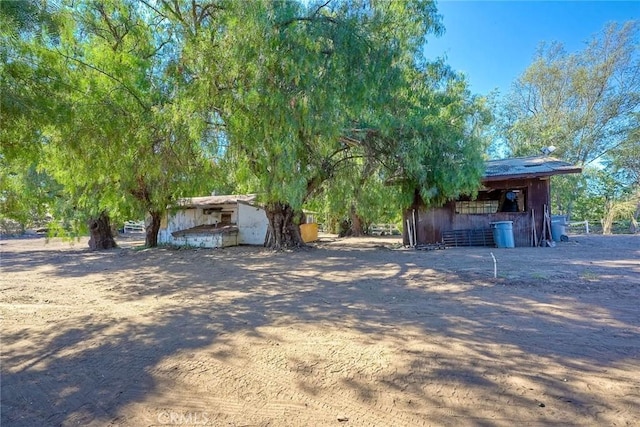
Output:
(491, 221), (515, 248)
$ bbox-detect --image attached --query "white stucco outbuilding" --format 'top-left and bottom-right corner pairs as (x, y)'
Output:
(157, 194), (268, 248)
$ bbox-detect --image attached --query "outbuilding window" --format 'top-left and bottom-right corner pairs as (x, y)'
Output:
(455, 200), (499, 214)
(456, 188), (527, 214)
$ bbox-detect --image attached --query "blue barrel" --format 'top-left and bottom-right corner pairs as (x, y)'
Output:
(491, 221), (515, 248)
(551, 215), (568, 242)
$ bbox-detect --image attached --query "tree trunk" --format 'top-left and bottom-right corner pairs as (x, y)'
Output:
(264, 202), (305, 250)
(88, 211), (117, 250)
(602, 199), (615, 235)
(631, 201), (640, 234)
(145, 210), (161, 247)
(338, 219), (352, 237)
(350, 204), (366, 237)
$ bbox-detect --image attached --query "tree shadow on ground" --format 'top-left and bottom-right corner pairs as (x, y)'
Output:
(1, 235), (638, 425)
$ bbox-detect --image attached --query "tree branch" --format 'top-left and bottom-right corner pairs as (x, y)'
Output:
(138, 0), (170, 21)
(339, 135), (363, 147)
(312, 0), (332, 17)
(144, 38), (172, 59)
(276, 15), (338, 29)
(53, 48), (149, 112)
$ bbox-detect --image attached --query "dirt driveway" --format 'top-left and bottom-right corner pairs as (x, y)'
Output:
(1, 234), (639, 426)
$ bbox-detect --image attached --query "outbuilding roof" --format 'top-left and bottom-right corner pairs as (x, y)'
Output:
(483, 156), (582, 182)
(175, 194), (257, 208)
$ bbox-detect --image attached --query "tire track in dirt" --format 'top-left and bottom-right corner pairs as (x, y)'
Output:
(142, 332), (541, 427)
(3, 236), (639, 426)
(135, 339), (448, 427)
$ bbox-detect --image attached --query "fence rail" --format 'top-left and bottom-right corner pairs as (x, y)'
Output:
(123, 220), (145, 232)
(567, 220), (638, 235)
(568, 221), (590, 234)
(368, 223), (400, 236)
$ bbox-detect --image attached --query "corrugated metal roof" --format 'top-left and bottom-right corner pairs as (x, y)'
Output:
(484, 156), (581, 182)
(176, 194), (257, 208)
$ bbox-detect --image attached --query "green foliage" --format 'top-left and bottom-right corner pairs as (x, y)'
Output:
(2, 0), (222, 242)
(0, 160), (60, 227)
(0, 0), (63, 229)
(195, 0), (487, 219)
(609, 113), (640, 186)
(213, 0), (388, 208)
(392, 68), (491, 208)
(553, 168), (604, 221)
(497, 21), (639, 165)
(558, 167), (639, 234)
(2, 0), (492, 245)
(494, 20), (639, 222)
(311, 156), (405, 233)
(1, 2), (44, 161)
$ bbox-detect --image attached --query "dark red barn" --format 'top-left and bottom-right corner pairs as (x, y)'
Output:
(403, 156), (582, 247)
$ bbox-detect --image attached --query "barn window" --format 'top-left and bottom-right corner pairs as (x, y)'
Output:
(455, 200), (499, 214)
(498, 189), (526, 212)
(456, 188), (527, 214)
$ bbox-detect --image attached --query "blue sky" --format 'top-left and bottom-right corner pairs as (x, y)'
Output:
(425, 1), (639, 97)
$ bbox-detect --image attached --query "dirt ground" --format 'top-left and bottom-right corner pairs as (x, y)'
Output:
(1, 233), (639, 427)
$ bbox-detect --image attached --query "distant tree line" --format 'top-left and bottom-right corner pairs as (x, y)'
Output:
(491, 21), (639, 234)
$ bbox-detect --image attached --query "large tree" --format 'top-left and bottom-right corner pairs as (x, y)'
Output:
(498, 21), (639, 164)
(218, 0), (424, 249)
(495, 21), (639, 217)
(2, 0), (222, 248)
(190, 0), (488, 249)
(609, 114), (640, 186)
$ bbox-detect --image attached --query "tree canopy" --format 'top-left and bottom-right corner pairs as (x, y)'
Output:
(2, 0), (492, 248)
(496, 22), (639, 166)
(194, 0), (488, 247)
(2, 0), (222, 246)
(493, 21), (639, 223)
